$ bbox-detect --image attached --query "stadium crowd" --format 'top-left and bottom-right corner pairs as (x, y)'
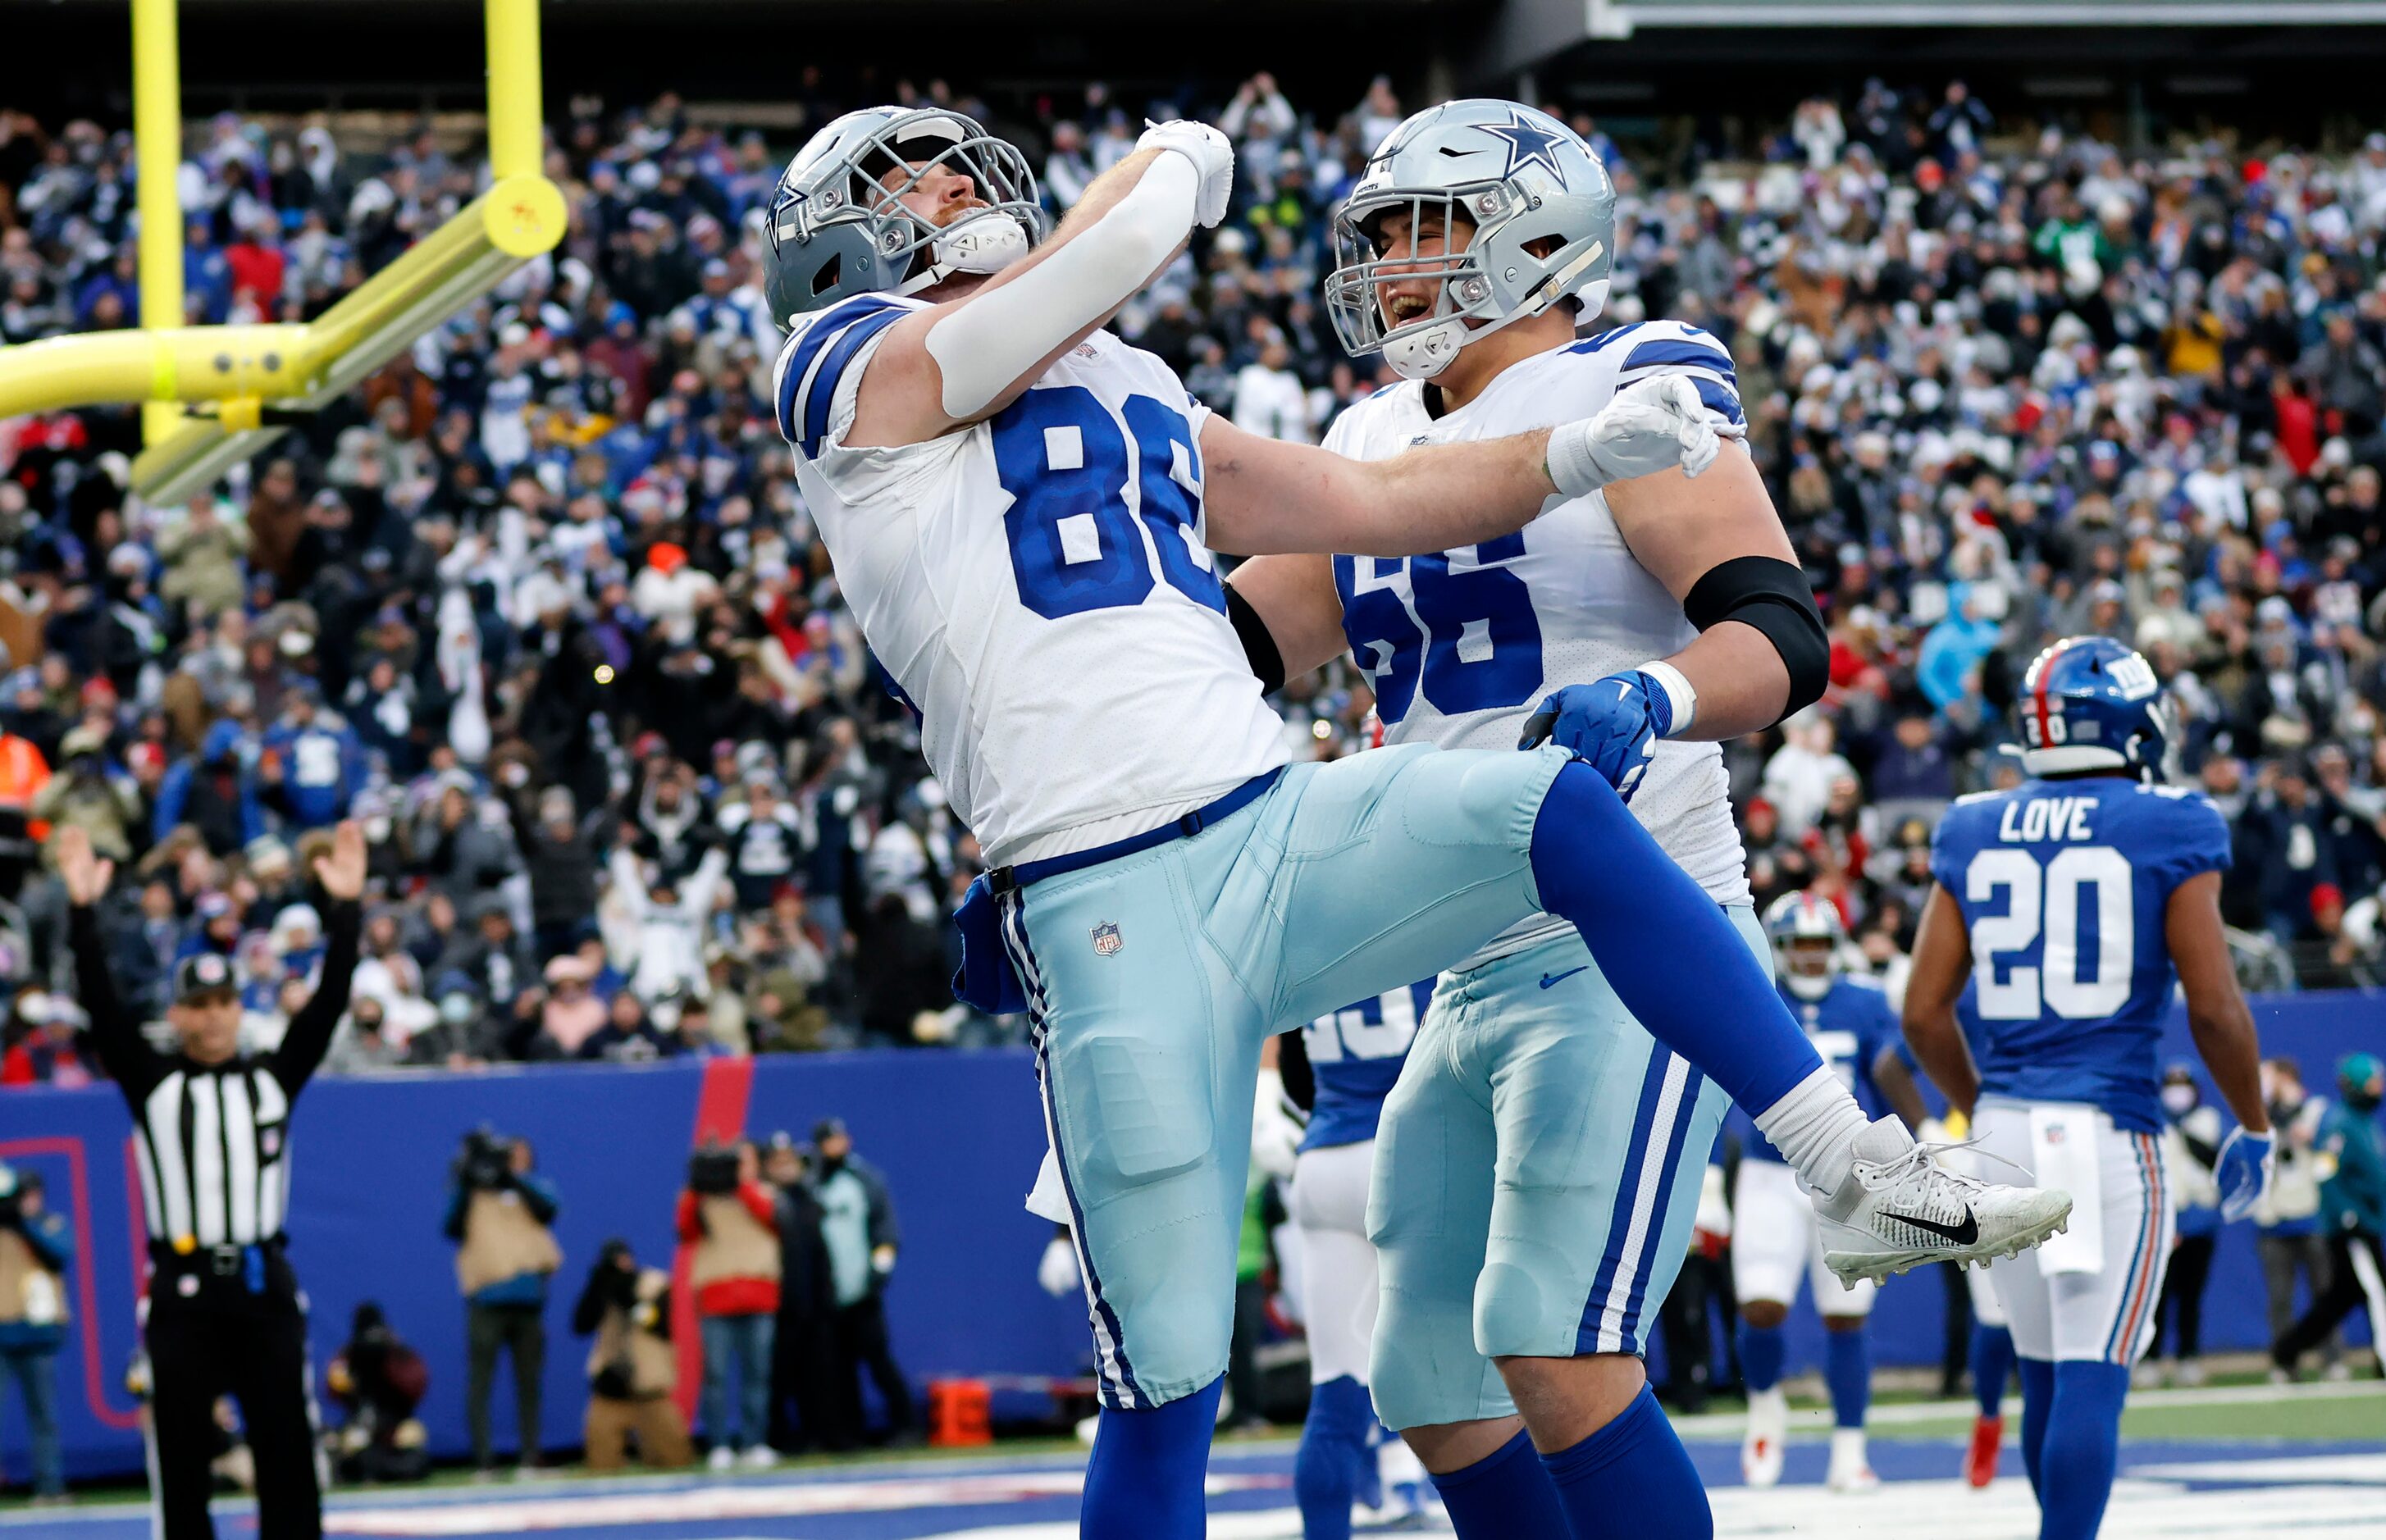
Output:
(3, 67), (2386, 1086)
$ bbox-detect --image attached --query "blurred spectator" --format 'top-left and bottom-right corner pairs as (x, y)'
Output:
(2257, 1057), (2342, 1378)
(2147, 1066), (2224, 1387)
(762, 1135), (837, 1455)
(0, 1165), (71, 1505)
(573, 1238), (693, 1472)
(806, 1119), (912, 1448)
(323, 1302), (431, 1485)
(2272, 1054), (2386, 1376)
(444, 1132), (561, 1476)
(679, 1140), (780, 1469)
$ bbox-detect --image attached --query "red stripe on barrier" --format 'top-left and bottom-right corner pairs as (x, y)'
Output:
(670, 1057), (756, 1424)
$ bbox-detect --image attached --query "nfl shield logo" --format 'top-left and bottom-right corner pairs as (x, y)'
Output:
(1091, 922), (1124, 957)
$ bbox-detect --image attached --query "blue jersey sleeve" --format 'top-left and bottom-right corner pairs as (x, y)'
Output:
(2146, 791), (2233, 891)
(1929, 795), (1990, 895)
(1615, 323), (1745, 430)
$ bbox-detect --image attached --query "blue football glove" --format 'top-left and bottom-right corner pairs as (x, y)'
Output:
(1518, 671), (1675, 804)
(2215, 1127), (2274, 1223)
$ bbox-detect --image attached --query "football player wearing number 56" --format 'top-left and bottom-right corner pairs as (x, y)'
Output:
(1905, 636), (2274, 1540)
(761, 103), (2063, 1540)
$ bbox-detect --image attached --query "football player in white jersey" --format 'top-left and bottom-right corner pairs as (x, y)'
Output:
(760, 105), (2067, 1540)
(1229, 102), (2065, 1538)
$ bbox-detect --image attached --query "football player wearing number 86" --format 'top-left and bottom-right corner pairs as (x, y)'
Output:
(1904, 635), (2274, 1540)
(763, 103), (2064, 1540)
(1232, 101), (2066, 1540)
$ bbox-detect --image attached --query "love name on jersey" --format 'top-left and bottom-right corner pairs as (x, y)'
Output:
(1996, 795), (2097, 844)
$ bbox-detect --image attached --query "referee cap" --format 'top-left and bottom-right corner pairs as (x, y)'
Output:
(173, 953), (239, 1004)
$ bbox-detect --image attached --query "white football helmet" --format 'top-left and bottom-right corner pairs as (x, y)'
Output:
(1325, 101), (1616, 380)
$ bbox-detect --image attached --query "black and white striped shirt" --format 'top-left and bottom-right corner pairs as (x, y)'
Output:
(70, 900), (360, 1255)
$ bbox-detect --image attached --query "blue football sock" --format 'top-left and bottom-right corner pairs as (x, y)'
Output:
(2017, 1355), (2055, 1499)
(1294, 1377), (1375, 1540)
(1428, 1428), (1572, 1540)
(1540, 1383), (1712, 1540)
(2037, 1361), (2129, 1540)
(1081, 1378), (1221, 1540)
(1531, 763), (1824, 1113)
(1739, 1323), (1786, 1393)
(1973, 1325), (2017, 1419)
(1825, 1328), (1871, 1429)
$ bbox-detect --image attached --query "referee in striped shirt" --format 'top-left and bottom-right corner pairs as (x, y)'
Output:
(58, 822), (366, 1540)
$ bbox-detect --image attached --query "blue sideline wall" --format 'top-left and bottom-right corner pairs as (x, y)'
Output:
(5, 994), (2379, 1480)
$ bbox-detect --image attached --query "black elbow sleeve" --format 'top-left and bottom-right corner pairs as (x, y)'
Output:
(1682, 555), (1828, 722)
(1224, 582), (1286, 695)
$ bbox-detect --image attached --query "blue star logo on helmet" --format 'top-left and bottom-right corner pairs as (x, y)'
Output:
(1479, 111), (1570, 185)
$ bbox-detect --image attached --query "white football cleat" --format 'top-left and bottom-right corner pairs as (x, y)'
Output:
(1741, 1386), (1787, 1488)
(1827, 1428), (1879, 1492)
(1819, 1118), (2073, 1286)
(705, 1444), (736, 1474)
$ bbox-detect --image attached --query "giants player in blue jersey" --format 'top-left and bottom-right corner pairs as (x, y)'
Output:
(1229, 100), (2061, 1540)
(1289, 981), (1437, 1535)
(1731, 891), (1905, 1494)
(1905, 636), (2274, 1540)
(762, 103), (2064, 1539)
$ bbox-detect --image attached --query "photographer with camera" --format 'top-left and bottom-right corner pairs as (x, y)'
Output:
(675, 1139), (780, 1470)
(442, 1131), (562, 1478)
(0, 1164), (72, 1505)
(570, 1239), (694, 1472)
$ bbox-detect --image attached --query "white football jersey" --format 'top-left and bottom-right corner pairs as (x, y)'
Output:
(1325, 319), (1754, 964)
(773, 294), (1288, 867)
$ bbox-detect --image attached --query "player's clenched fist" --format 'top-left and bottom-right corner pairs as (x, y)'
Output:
(1519, 670), (1677, 803)
(1544, 373), (1738, 497)
(1137, 120), (1234, 228)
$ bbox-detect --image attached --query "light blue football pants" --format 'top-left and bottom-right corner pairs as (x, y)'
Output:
(1004, 744), (1571, 1409)
(1366, 914), (1756, 1430)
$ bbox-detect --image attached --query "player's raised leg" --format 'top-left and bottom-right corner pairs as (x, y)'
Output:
(1525, 761), (2071, 1280)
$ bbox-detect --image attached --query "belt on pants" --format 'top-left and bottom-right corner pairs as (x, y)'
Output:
(951, 768), (1284, 1013)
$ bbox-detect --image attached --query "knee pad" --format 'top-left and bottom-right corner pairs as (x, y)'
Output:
(1474, 1258), (1559, 1359)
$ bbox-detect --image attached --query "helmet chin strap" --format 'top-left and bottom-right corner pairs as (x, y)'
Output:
(1383, 317), (1466, 380)
(933, 211), (1031, 276)
(1783, 970), (1832, 1001)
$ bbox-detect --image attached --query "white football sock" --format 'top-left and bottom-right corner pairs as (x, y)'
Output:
(1754, 1064), (1873, 1196)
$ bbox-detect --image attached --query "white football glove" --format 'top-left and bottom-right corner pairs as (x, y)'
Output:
(1138, 120), (1234, 229)
(1545, 374), (1740, 499)
(1037, 1232), (1081, 1298)
(1251, 1067), (1303, 1180)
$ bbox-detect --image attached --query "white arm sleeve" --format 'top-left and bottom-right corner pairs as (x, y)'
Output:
(924, 153), (1199, 420)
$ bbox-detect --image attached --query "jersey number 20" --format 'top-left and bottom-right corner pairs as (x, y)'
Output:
(1965, 847), (2133, 1020)
(990, 386), (1225, 621)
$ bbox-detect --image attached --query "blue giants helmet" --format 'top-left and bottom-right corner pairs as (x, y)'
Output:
(1764, 890), (1844, 1000)
(2016, 636), (2176, 780)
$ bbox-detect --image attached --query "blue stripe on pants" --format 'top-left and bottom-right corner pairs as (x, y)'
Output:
(1576, 1047), (1676, 1355)
(1009, 893), (1148, 1410)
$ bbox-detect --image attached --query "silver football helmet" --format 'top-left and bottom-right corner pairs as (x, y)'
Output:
(762, 106), (1050, 330)
(1325, 101), (1616, 380)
